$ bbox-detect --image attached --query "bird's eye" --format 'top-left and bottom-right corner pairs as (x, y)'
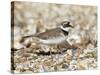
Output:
(63, 23), (68, 27)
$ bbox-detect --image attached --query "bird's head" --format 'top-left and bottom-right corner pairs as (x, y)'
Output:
(60, 21), (73, 32)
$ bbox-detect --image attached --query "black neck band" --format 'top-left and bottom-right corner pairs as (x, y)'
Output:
(61, 29), (69, 36)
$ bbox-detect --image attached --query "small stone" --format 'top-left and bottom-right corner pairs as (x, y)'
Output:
(62, 63), (69, 69)
(91, 63), (97, 68)
(30, 43), (40, 49)
(87, 44), (95, 48)
(77, 60), (88, 70)
(23, 53), (31, 57)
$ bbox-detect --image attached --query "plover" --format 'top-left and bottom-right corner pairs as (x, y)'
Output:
(21, 21), (73, 51)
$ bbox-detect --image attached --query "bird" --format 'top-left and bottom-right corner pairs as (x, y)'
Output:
(20, 21), (74, 53)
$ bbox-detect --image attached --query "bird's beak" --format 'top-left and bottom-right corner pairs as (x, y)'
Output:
(72, 26), (74, 28)
(70, 25), (74, 28)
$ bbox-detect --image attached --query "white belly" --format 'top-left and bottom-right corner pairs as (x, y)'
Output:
(39, 36), (66, 44)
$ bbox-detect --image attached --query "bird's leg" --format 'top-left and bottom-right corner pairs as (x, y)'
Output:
(50, 49), (52, 56)
(57, 40), (73, 54)
(64, 40), (73, 49)
(49, 45), (54, 61)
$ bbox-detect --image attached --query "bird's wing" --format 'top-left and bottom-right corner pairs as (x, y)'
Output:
(36, 28), (63, 40)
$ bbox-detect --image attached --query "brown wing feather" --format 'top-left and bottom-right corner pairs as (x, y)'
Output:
(36, 28), (63, 39)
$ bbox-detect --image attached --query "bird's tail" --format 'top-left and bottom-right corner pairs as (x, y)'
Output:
(22, 34), (35, 38)
(20, 34), (36, 43)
